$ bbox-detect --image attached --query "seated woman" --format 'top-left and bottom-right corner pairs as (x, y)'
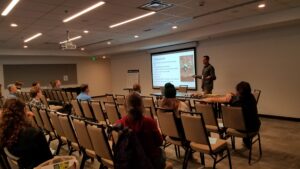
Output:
(0, 99), (53, 168)
(116, 92), (166, 169)
(29, 87), (47, 110)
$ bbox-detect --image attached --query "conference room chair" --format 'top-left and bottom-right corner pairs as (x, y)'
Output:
(46, 89), (55, 101)
(117, 103), (127, 118)
(61, 91), (70, 104)
(3, 147), (19, 169)
(71, 99), (84, 117)
(70, 116), (97, 169)
(253, 89), (261, 104)
(105, 94), (115, 103)
(31, 106), (44, 130)
(178, 98), (192, 112)
(181, 112), (232, 169)
(178, 85), (188, 93)
(71, 92), (78, 100)
(39, 109), (57, 144)
(115, 94), (126, 105)
(86, 121), (114, 169)
(194, 101), (225, 138)
(156, 98), (163, 107)
(222, 106), (262, 164)
(57, 113), (81, 155)
(144, 107), (154, 119)
(51, 90), (60, 101)
(90, 101), (107, 126)
(80, 100), (95, 120)
(66, 91), (73, 100)
(42, 89), (50, 100)
(142, 96), (157, 116)
(49, 111), (68, 155)
(156, 108), (188, 159)
(56, 90), (64, 103)
(104, 102), (121, 124)
(40, 95), (63, 111)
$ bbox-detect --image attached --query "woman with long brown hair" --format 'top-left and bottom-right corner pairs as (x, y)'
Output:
(0, 99), (52, 169)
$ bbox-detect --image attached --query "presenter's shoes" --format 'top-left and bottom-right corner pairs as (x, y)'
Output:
(243, 138), (251, 149)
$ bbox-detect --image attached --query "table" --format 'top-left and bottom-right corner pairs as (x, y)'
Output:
(150, 92), (191, 98)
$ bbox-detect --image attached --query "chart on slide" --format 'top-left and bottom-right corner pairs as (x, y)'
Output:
(151, 48), (196, 89)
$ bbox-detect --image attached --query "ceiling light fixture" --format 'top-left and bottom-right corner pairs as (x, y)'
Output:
(83, 30), (89, 34)
(23, 45), (28, 48)
(63, 1), (105, 23)
(59, 35), (82, 44)
(10, 23), (18, 27)
(102, 56), (106, 59)
(109, 11), (156, 28)
(107, 41), (111, 45)
(258, 3), (266, 8)
(1, 0), (20, 16)
(172, 25), (178, 29)
(134, 35), (139, 38)
(24, 33), (42, 43)
(81, 48), (85, 51)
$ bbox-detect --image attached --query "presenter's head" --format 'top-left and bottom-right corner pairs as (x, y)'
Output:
(203, 55), (210, 66)
(164, 83), (176, 98)
(132, 83), (141, 93)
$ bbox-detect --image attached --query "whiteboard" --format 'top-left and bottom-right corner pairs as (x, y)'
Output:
(126, 70), (139, 88)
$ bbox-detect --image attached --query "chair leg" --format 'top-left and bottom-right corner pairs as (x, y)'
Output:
(231, 136), (235, 150)
(227, 148), (232, 169)
(178, 146), (181, 157)
(80, 151), (88, 169)
(55, 140), (62, 155)
(174, 145), (179, 158)
(248, 138), (253, 165)
(258, 133), (262, 156)
(182, 148), (190, 169)
(212, 158), (217, 169)
(200, 152), (205, 166)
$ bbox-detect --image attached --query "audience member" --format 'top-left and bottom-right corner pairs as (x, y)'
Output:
(29, 87), (47, 110)
(32, 81), (41, 88)
(6, 84), (18, 99)
(132, 83), (141, 94)
(117, 92), (166, 169)
(76, 84), (92, 101)
(50, 80), (61, 89)
(14, 81), (23, 92)
(0, 99), (53, 168)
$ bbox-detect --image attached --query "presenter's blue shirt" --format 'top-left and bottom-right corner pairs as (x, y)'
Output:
(77, 92), (92, 101)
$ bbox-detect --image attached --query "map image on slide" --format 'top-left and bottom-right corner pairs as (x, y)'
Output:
(180, 55), (195, 82)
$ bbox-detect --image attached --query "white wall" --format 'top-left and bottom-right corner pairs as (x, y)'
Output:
(110, 23), (300, 118)
(0, 56), (112, 96)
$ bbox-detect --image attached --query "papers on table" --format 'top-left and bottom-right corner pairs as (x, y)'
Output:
(209, 137), (217, 145)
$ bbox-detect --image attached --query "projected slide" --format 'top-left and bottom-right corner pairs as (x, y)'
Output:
(151, 48), (196, 89)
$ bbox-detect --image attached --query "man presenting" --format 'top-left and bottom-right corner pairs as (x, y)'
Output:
(193, 55), (216, 94)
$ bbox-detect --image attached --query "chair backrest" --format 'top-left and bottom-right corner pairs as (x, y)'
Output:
(43, 89), (50, 99)
(104, 102), (120, 124)
(178, 98), (191, 112)
(90, 101), (106, 123)
(86, 122), (114, 162)
(106, 94), (115, 103)
(40, 95), (49, 108)
(222, 106), (246, 131)
(71, 117), (94, 151)
(47, 90), (55, 100)
(31, 106), (44, 129)
(39, 109), (54, 133)
(71, 92), (78, 99)
(144, 107), (154, 119)
(56, 90), (64, 102)
(80, 101), (94, 119)
(61, 91), (70, 103)
(181, 112), (210, 146)
(253, 89), (261, 104)
(49, 111), (65, 137)
(117, 104), (127, 118)
(67, 92), (73, 100)
(115, 95), (125, 105)
(58, 114), (78, 144)
(194, 102), (218, 126)
(52, 90), (59, 101)
(178, 85), (188, 93)
(142, 96), (156, 116)
(71, 100), (83, 117)
(157, 99), (163, 107)
(156, 108), (180, 138)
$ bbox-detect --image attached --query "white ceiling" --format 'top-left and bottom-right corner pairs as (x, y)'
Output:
(0, 0), (300, 52)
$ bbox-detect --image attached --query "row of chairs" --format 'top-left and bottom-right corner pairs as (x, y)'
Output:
(43, 89), (78, 105)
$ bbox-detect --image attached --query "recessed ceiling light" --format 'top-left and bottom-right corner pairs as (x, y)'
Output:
(109, 11), (156, 28)
(102, 56), (106, 59)
(10, 23), (18, 27)
(60, 35), (82, 44)
(172, 25), (178, 29)
(80, 48), (85, 51)
(134, 35), (139, 38)
(63, 1), (105, 23)
(1, 0), (20, 16)
(23, 45), (28, 48)
(258, 3), (266, 8)
(107, 41), (111, 45)
(83, 30), (89, 34)
(24, 33), (42, 43)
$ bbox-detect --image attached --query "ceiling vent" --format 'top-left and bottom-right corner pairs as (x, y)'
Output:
(139, 0), (173, 12)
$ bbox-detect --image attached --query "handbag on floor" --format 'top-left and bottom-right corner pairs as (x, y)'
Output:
(34, 156), (79, 169)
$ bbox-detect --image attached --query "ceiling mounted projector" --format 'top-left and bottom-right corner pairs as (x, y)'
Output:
(139, 0), (173, 12)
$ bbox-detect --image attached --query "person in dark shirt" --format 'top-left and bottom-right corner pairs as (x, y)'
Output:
(230, 81), (261, 148)
(117, 92), (165, 169)
(0, 99), (53, 169)
(193, 55), (216, 94)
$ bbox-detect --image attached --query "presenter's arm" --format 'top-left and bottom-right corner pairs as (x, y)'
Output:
(206, 66), (216, 80)
(192, 75), (202, 79)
